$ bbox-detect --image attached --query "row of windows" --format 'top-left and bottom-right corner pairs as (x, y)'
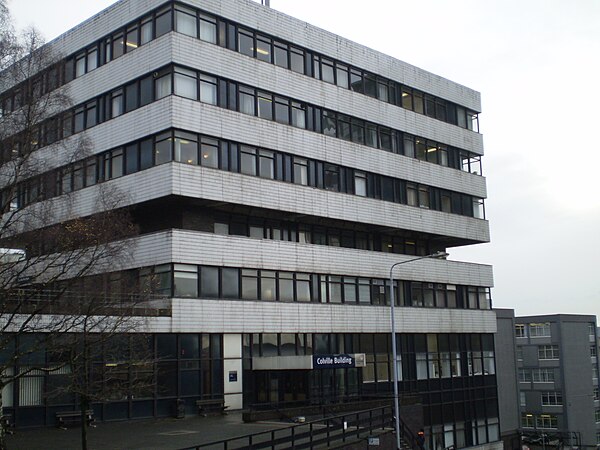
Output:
(65, 264), (491, 310)
(212, 215), (436, 257)
(244, 332), (495, 382)
(516, 345), (560, 361)
(158, 264), (491, 309)
(521, 413), (557, 429)
(424, 418), (499, 450)
(2, 333), (223, 408)
(0, 2), (479, 137)
(171, 2), (480, 131)
(515, 322), (551, 338)
(5, 127), (485, 222)
(518, 368), (555, 383)
(2, 64), (483, 182)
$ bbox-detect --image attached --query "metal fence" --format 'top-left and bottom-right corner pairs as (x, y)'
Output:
(178, 405), (399, 450)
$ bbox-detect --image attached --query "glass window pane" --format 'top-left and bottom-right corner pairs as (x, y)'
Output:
(257, 93), (273, 120)
(290, 48), (304, 73)
(174, 265), (198, 297)
(201, 138), (219, 168)
(155, 74), (172, 99)
(87, 49), (98, 71)
(199, 15), (217, 43)
(260, 271), (276, 301)
(200, 266), (219, 298)
(200, 76), (217, 105)
(155, 134), (172, 165)
(155, 9), (173, 38)
(256, 36), (271, 63)
(239, 87), (255, 115)
(175, 8), (197, 38)
(239, 30), (254, 57)
(242, 269), (258, 300)
(240, 147), (257, 176)
(222, 268), (239, 299)
(174, 132), (198, 164)
(141, 20), (153, 44)
(274, 43), (288, 69)
(175, 68), (197, 100)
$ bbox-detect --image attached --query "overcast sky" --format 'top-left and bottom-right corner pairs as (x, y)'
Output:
(8, 0), (600, 320)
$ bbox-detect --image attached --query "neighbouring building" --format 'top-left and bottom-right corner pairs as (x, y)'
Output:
(0, 0), (499, 448)
(513, 314), (600, 447)
(494, 309), (520, 450)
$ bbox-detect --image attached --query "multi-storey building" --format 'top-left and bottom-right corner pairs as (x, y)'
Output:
(0, 0), (499, 447)
(514, 315), (600, 447)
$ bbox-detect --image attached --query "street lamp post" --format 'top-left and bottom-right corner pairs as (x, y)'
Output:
(389, 251), (449, 450)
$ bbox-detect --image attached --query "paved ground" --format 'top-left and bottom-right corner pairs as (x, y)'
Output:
(5, 411), (292, 450)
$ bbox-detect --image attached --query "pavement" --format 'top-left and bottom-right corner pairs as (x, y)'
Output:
(5, 411), (292, 450)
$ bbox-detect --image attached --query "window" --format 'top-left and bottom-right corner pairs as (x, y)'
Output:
(155, 70), (172, 99)
(541, 392), (562, 406)
(521, 413), (534, 428)
(175, 6), (197, 38)
(257, 92), (273, 120)
(518, 368), (531, 382)
(536, 414), (557, 429)
(516, 346), (523, 361)
(241, 269), (258, 300)
(111, 89), (124, 118)
(260, 271), (276, 301)
(290, 47), (304, 74)
(200, 137), (219, 168)
(174, 67), (197, 100)
(154, 132), (173, 165)
(199, 14), (217, 43)
(591, 346), (597, 357)
(239, 86), (255, 116)
(155, 7), (172, 38)
(594, 388), (599, 400)
(256, 35), (271, 63)
(258, 150), (274, 179)
(273, 42), (288, 69)
(538, 345), (559, 360)
(199, 75), (217, 105)
(174, 132), (198, 165)
(520, 391), (526, 407)
(240, 146), (257, 176)
(529, 322), (551, 337)
(293, 158), (308, 186)
(174, 264), (198, 298)
(125, 26), (139, 53)
(596, 409), (600, 423)
(354, 172), (367, 197)
(324, 164), (339, 191)
(532, 368), (554, 383)
(199, 266), (219, 298)
(221, 268), (239, 299)
(515, 324), (526, 338)
(291, 102), (306, 128)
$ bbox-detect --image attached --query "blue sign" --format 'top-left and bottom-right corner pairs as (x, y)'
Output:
(313, 354), (355, 369)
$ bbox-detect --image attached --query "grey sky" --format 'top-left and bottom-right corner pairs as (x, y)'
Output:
(8, 0), (600, 320)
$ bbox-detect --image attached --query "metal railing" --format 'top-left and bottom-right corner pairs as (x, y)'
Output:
(179, 405), (399, 450)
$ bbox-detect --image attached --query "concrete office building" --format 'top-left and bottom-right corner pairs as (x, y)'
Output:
(514, 315), (600, 447)
(0, 1), (499, 447)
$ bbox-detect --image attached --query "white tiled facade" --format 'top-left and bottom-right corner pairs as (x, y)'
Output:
(3, 0), (500, 446)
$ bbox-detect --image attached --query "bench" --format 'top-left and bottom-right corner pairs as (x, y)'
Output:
(56, 410), (95, 430)
(1, 414), (14, 435)
(196, 399), (228, 416)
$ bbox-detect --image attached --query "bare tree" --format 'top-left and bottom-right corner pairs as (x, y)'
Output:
(0, 3), (160, 450)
